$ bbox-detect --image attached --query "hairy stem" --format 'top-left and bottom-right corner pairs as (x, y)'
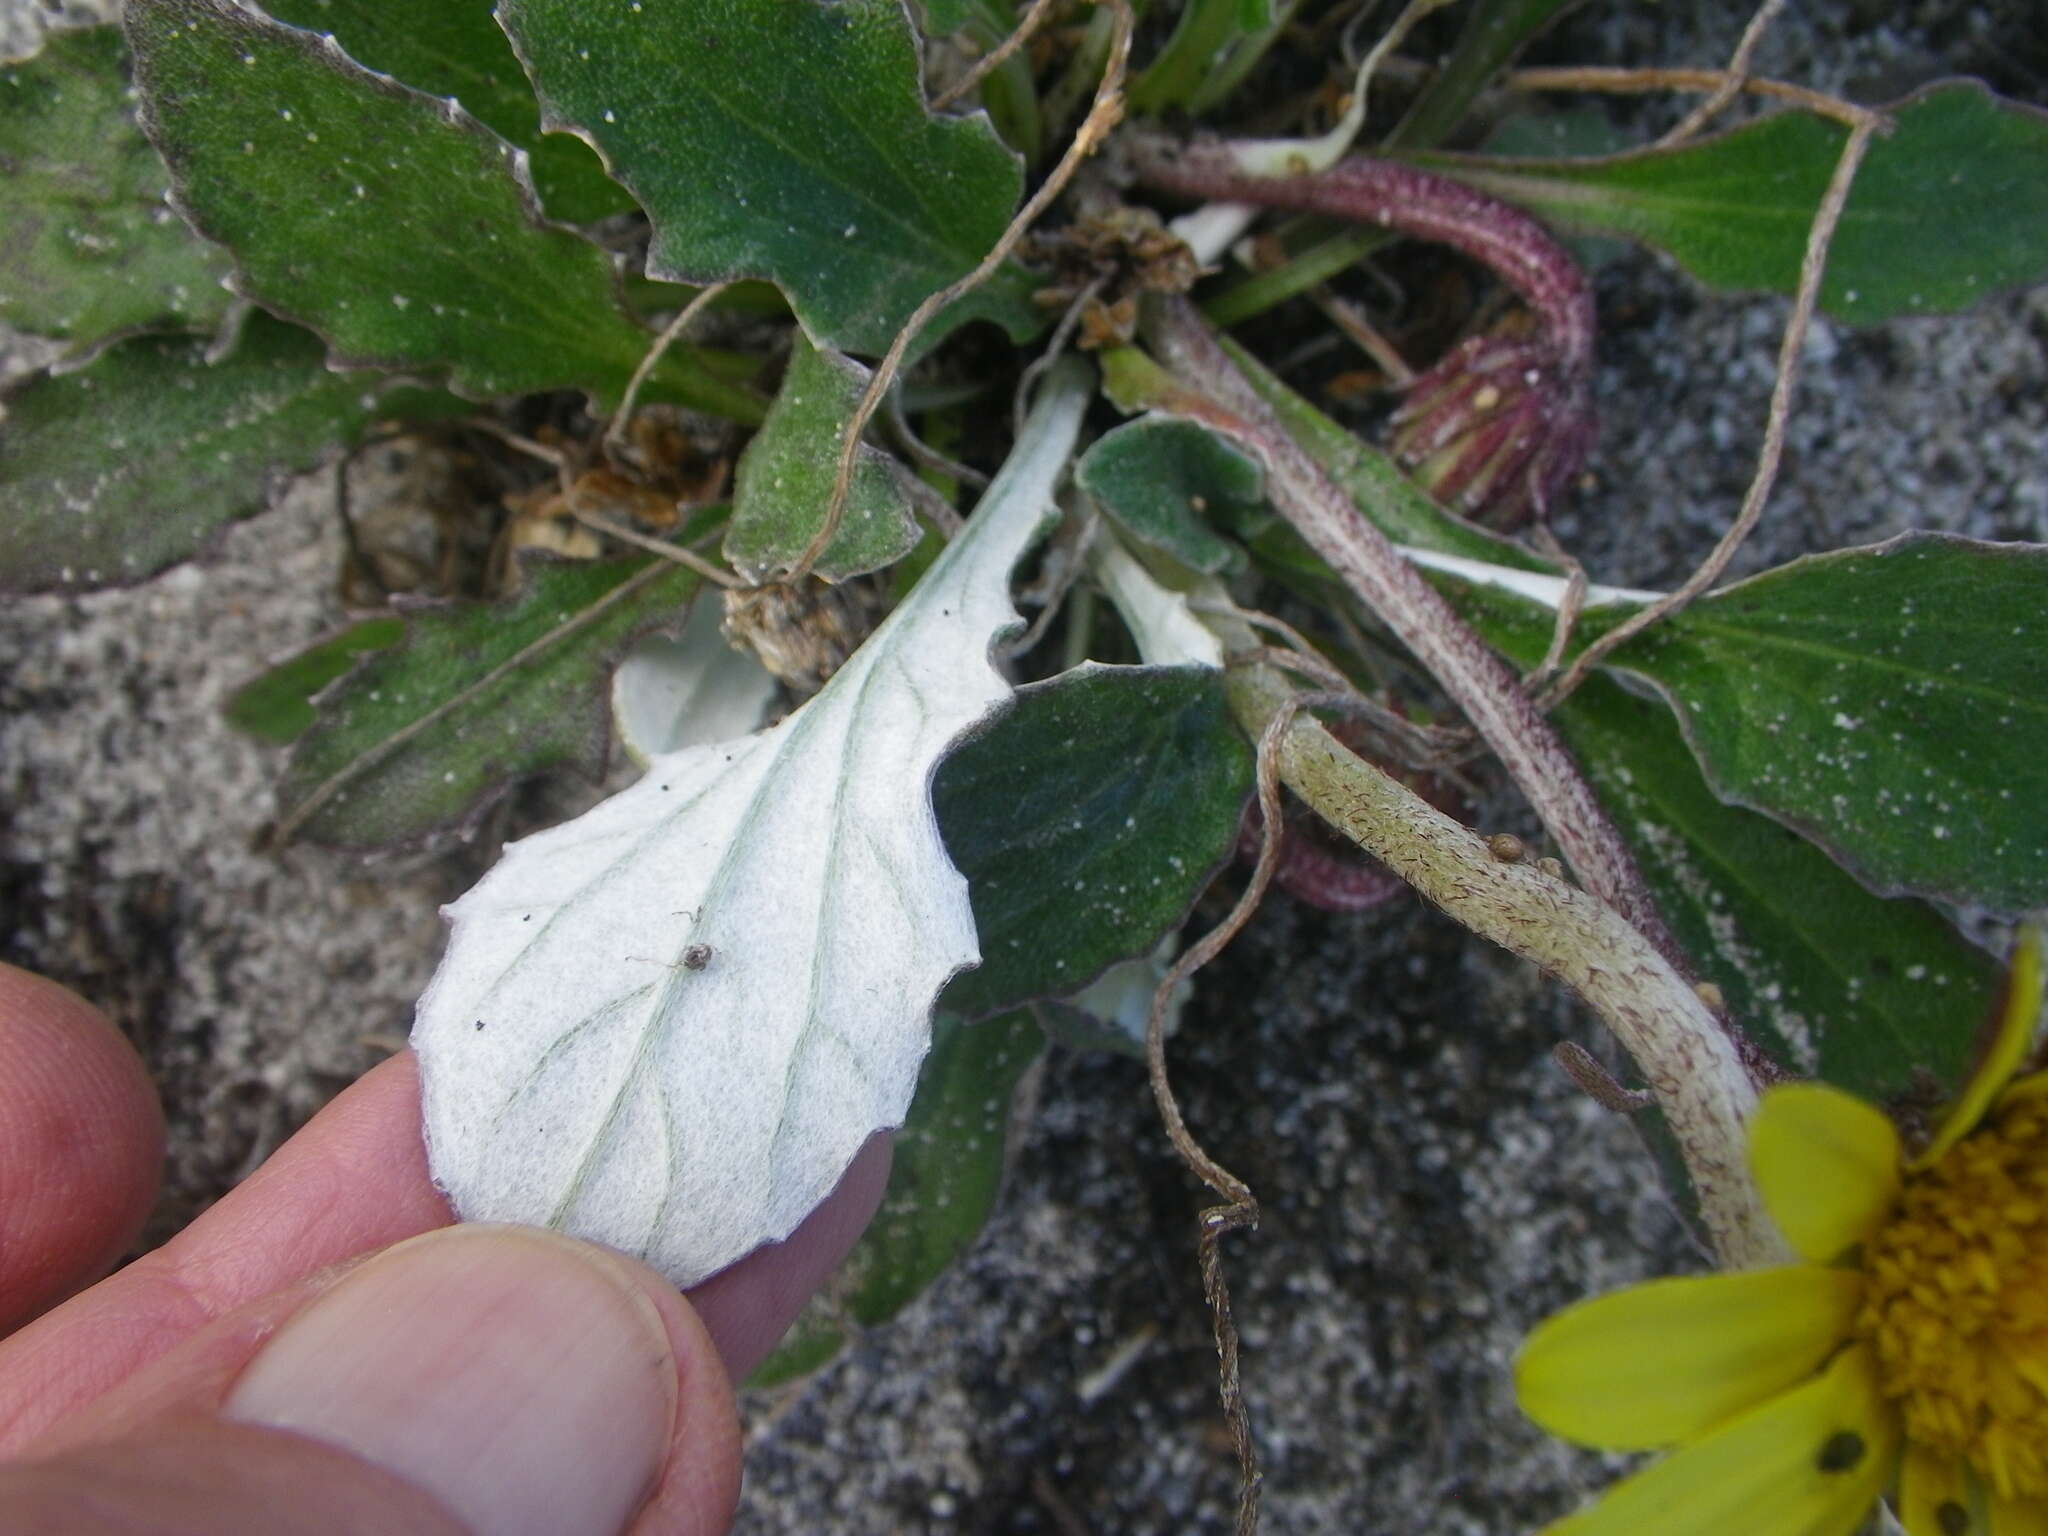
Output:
(1133, 139), (1595, 370)
(1224, 660), (1785, 1269)
(1143, 296), (1681, 968)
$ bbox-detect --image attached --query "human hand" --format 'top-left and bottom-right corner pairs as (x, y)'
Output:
(0, 962), (888, 1533)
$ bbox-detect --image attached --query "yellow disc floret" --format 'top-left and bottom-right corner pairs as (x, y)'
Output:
(1858, 1081), (2048, 1501)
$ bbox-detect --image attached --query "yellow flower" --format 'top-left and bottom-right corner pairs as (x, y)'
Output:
(1517, 927), (2048, 1536)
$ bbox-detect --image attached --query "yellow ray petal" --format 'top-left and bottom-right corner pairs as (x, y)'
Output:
(1921, 925), (2045, 1168)
(1516, 1267), (1863, 1450)
(1750, 1083), (1902, 1262)
(1541, 1344), (1897, 1536)
(1898, 1444), (1980, 1536)
(1992, 1492), (2048, 1536)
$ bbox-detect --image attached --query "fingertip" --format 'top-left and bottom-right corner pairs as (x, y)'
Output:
(0, 965), (164, 1332)
(687, 1133), (893, 1381)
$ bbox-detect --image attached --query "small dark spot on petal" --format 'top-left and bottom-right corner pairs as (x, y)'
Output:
(1815, 1431), (1864, 1473)
(1938, 1501), (1969, 1536)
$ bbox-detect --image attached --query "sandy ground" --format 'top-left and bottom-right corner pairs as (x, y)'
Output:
(4, 2), (2044, 1530)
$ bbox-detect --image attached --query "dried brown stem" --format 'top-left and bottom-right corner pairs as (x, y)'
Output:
(1014, 275), (1108, 437)
(883, 387), (988, 491)
(1143, 697), (1327, 1536)
(1653, 0), (1788, 147)
(793, 0), (1133, 582)
(604, 282), (730, 468)
(568, 507), (744, 589)
(1309, 284), (1415, 386)
(1504, 65), (1880, 134)
(1540, 113), (1882, 706)
(932, 0), (1061, 111)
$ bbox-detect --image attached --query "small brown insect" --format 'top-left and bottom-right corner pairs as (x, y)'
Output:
(1486, 832), (1526, 863)
(682, 944), (713, 971)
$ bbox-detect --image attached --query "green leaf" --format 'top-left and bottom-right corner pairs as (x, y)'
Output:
(1130, 0), (1264, 115)
(1388, 0), (1585, 150)
(1596, 533), (2048, 918)
(911, 0), (979, 37)
(258, 0), (634, 223)
(278, 553), (702, 849)
(910, 0), (1042, 165)
(125, 0), (759, 419)
(1076, 416), (1260, 575)
(1299, 396), (2044, 917)
(1437, 574), (2000, 1101)
(748, 1009), (1042, 1388)
(223, 616), (406, 744)
(0, 311), (461, 595)
(497, 0), (1039, 357)
(1560, 678), (1998, 1100)
(935, 663), (1253, 1019)
(1417, 83), (2048, 322)
(0, 25), (232, 353)
(724, 338), (922, 583)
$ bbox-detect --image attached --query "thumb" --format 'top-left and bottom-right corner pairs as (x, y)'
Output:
(1, 1226), (740, 1536)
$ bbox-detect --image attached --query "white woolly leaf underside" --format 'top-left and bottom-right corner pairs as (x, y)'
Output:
(413, 376), (1087, 1286)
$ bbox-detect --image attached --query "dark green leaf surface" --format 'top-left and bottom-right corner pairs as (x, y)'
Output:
(1420, 83), (2048, 322)
(498, 0), (1039, 356)
(748, 1009), (1042, 1387)
(1389, 0), (1584, 150)
(1442, 575), (2000, 1100)
(223, 617), (405, 744)
(279, 553), (699, 849)
(1563, 677), (1996, 1099)
(724, 338), (922, 583)
(1598, 534), (2048, 917)
(126, 0), (757, 417)
(259, 0), (633, 222)
(0, 26), (231, 352)
(912, 0), (978, 37)
(1076, 416), (1260, 575)
(935, 664), (1252, 1019)
(0, 312), (458, 595)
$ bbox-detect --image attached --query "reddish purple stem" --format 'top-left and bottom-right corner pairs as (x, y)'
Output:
(1130, 138), (1596, 374)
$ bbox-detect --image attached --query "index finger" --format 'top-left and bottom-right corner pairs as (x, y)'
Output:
(0, 1049), (893, 1454)
(0, 1050), (448, 1452)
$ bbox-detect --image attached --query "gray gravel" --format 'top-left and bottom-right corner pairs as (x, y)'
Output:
(3, 1), (2044, 1532)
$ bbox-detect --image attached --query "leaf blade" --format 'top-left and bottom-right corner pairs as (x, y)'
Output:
(1076, 416), (1260, 575)
(747, 1009), (1041, 1387)
(0, 311), (460, 595)
(1602, 533), (2048, 917)
(935, 663), (1253, 1019)
(257, 0), (634, 222)
(497, 0), (1038, 356)
(1436, 572), (2002, 1100)
(1417, 83), (2048, 322)
(411, 363), (1092, 1286)
(0, 25), (232, 354)
(125, 0), (756, 417)
(724, 338), (922, 583)
(280, 554), (702, 849)
(224, 616), (407, 745)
